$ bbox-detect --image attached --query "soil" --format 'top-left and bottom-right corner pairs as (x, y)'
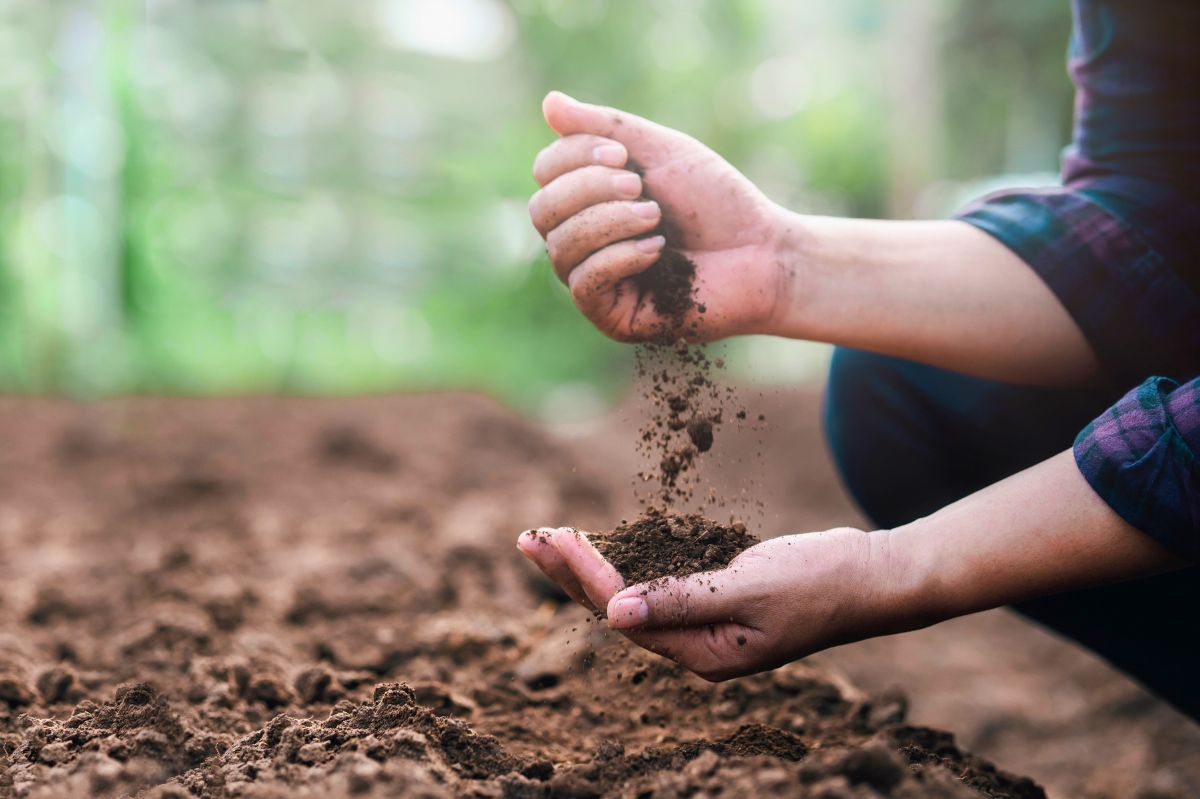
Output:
(632, 248), (696, 331)
(0, 394), (1057, 798)
(589, 509), (759, 587)
(634, 340), (750, 507)
(625, 177), (754, 507)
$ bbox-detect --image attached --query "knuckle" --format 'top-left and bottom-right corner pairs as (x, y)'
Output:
(661, 585), (693, 627)
(608, 325), (635, 343)
(545, 234), (565, 267)
(532, 150), (551, 184)
(589, 312), (617, 338)
(677, 599), (694, 628)
(527, 192), (547, 230)
(597, 308), (634, 342)
(569, 268), (594, 301)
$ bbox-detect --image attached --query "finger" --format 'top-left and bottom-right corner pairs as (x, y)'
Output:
(567, 236), (665, 329)
(606, 568), (751, 631)
(543, 91), (665, 156)
(546, 201), (661, 282)
(517, 529), (596, 611)
(624, 625), (761, 682)
(529, 166), (643, 236)
(550, 528), (625, 611)
(533, 134), (628, 187)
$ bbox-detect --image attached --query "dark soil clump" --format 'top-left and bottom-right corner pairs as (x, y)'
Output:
(634, 246), (697, 332)
(589, 508), (760, 586)
(686, 416), (714, 452)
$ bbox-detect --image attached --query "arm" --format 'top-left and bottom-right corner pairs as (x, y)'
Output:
(771, 216), (1102, 386)
(530, 92), (1101, 386)
(893, 450), (1184, 621)
(518, 451), (1185, 681)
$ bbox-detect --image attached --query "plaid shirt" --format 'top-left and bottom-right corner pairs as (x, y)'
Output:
(956, 0), (1200, 560)
(1075, 377), (1200, 560)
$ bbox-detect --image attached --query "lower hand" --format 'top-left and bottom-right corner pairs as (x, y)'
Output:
(517, 525), (904, 681)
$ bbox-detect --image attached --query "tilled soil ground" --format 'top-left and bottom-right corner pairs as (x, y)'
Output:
(0, 393), (1196, 798)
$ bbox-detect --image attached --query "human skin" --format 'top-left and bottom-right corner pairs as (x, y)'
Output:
(518, 452), (1183, 682)
(530, 91), (1100, 386)
(523, 91), (1184, 680)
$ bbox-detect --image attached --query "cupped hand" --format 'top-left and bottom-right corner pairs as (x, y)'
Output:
(528, 91), (792, 343)
(517, 525), (900, 681)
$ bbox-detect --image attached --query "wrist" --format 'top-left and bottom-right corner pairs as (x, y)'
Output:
(756, 208), (833, 340)
(863, 526), (949, 636)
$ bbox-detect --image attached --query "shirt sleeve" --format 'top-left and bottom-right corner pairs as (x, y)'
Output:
(955, 188), (1200, 389)
(1074, 376), (1200, 561)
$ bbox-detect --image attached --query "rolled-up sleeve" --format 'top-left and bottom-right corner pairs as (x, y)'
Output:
(956, 188), (1200, 389)
(1074, 376), (1200, 561)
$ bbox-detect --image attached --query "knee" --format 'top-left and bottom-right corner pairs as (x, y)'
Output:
(821, 348), (952, 528)
(822, 348), (893, 485)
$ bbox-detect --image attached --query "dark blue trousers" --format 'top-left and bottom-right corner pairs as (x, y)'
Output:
(823, 347), (1200, 721)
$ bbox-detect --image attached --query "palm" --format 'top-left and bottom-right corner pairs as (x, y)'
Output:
(517, 526), (876, 682)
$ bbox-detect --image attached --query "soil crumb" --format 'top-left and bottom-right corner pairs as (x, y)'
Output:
(589, 508), (759, 586)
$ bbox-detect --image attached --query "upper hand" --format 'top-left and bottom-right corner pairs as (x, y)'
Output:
(528, 91), (791, 343)
(517, 525), (898, 681)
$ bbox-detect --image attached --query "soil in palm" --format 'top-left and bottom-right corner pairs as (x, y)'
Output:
(589, 508), (759, 587)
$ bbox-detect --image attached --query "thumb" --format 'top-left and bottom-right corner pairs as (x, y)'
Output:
(550, 527), (626, 610)
(542, 91), (665, 154)
(606, 568), (749, 631)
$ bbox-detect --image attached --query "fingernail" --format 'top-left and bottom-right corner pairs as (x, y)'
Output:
(593, 144), (625, 167)
(613, 172), (641, 197)
(609, 596), (649, 628)
(637, 235), (666, 253)
(633, 201), (660, 220)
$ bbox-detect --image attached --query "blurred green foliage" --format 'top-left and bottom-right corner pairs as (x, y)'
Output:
(0, 0), (1072, 410)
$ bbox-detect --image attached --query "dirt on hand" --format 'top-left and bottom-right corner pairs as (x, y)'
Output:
(589, 508), (759, 587)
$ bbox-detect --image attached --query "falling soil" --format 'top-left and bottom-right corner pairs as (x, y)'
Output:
(635, 339), (749, 506)
(624, 173), (758, 508)
(0, 395), (1057, 798)
(590, 508), (759, 587)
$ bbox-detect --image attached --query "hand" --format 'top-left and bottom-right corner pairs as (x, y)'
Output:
(517, 525), (903, 681)
(528, 91), (793, 343)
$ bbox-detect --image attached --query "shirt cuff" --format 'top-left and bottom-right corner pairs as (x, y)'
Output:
(956, 188), (1200, 388)
(1074, 376), (1200, 561)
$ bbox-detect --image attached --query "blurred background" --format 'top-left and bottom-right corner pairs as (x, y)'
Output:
(0, 0), (1072, 413)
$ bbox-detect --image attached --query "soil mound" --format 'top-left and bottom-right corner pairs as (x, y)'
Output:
(589, 508), (759, 586)
(6, 682), (225, 797)
(178, 682), (546, 795)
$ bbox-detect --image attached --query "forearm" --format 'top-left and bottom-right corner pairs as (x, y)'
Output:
(884, 451), (1186, 630)
(767, 213), (1103, 386)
